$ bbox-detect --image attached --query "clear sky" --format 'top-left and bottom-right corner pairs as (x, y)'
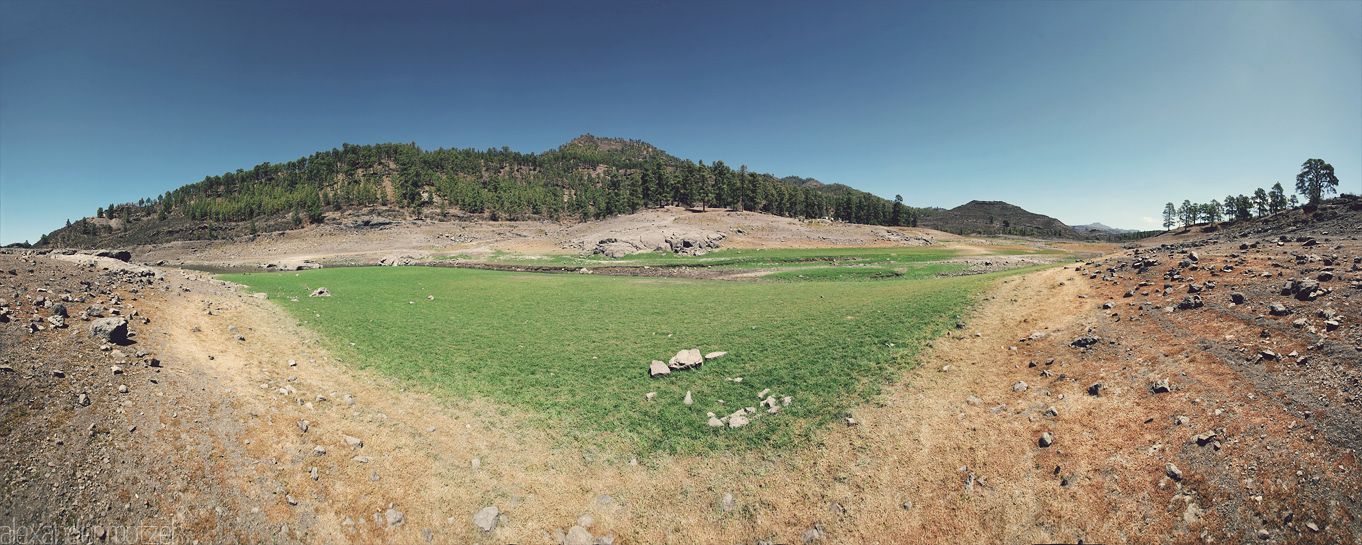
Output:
(2, 0), (1359, 245)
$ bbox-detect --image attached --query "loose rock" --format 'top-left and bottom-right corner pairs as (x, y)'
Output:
(472, 506), (499, 532)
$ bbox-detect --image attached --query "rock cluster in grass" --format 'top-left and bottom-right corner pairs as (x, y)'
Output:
(649, 349), (726, 377)
(708, 392), (792, 429)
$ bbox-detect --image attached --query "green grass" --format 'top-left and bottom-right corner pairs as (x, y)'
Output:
(764, 263), (969, 282)
(222, 265), (1000, 455)
(491, 245), (969, 269)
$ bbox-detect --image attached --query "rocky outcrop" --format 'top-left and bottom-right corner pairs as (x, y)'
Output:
(573, 226), (727, 258)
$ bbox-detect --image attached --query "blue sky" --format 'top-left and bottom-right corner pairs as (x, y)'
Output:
(2, 0), (1359, 244)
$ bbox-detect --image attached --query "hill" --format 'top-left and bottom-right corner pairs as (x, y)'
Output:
(918, 200), (1082, 238)
(35, 135), (926, 249)
(1071, 222), (1138, 234)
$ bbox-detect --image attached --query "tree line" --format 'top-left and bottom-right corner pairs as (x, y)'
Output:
(48, 136), (928, 247)
(1161, 158), (1341, 229)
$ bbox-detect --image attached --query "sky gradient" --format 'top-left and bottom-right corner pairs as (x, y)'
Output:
(2, 0), (1359, 245)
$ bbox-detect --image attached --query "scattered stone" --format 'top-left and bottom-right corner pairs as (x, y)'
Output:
(729, 414), (750, 428)
(472, 506), (499, 532)
(683, 391), (693, 405)
(312, 445), (326, 456)
(1306, 522), (1319, 532)
(1087, 382), (1103, 396)
(386, 508), (404, 526)
(90, 317), (129, 343)
(309, 287), (331, 297)
(564, 525), (593, 545)
(1013, 381), (1028, 392)
(708, 416), (724, 427)
(1257, 529), (1269, 540)
(722, 492), (735, 513)
(1070, 335), (1101, 348)
(648, 360), (670, 377)
(577, 514), (595, 528)
(704, 351), (727, 360)
(422, 527), (433, 542)
(802, 527), (823, 542)
(966, 396), (983, 405)
(1151, 379), (1170, 394)
(782, 396), (792, 406)
(352, 456), (373, 463)
(1044, 406), (1059, 417)
(297, 420), (309, 433)
(1269, 302), (1290, 316)
(645, 392), (656, 401)
(76, 393), (90, 407)
(1166, 463), (1183, 481)
(309, 467), (319, 480)
(344, 394), (356, 407)
(1231, 292), (1246, 304)
(1039, 432), (1054, 448)
(1176, 295), (1204, 310)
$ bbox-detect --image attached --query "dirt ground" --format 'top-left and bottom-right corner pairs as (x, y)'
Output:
(2, 202), (1359, 544)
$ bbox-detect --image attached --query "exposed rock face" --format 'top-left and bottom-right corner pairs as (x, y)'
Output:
(579, 228), (727, 258)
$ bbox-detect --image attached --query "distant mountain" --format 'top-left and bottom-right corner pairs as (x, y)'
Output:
(918, 200), (1082, 238)
(34, 135), (924, 248)
(1071, 222), (1138, 234)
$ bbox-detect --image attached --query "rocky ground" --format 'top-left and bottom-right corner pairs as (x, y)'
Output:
(2, 200), (1359, 544)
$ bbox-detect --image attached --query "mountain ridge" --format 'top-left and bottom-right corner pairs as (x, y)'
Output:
(34, 135), (924, 248)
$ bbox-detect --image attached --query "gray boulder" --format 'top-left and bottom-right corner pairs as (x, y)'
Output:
(668, 349), (703, 370)
(90, 317), (128, 343)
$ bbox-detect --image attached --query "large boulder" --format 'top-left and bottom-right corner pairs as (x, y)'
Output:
(90, 317), (128, 343)
(668, 349), (704, 370)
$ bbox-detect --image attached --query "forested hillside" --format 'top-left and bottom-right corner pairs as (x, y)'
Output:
(38, 135), (924, 248)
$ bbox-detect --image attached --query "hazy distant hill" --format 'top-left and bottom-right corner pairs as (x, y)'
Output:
(1071, 222), (1138, 234)
(918, 200), (1082, 238)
